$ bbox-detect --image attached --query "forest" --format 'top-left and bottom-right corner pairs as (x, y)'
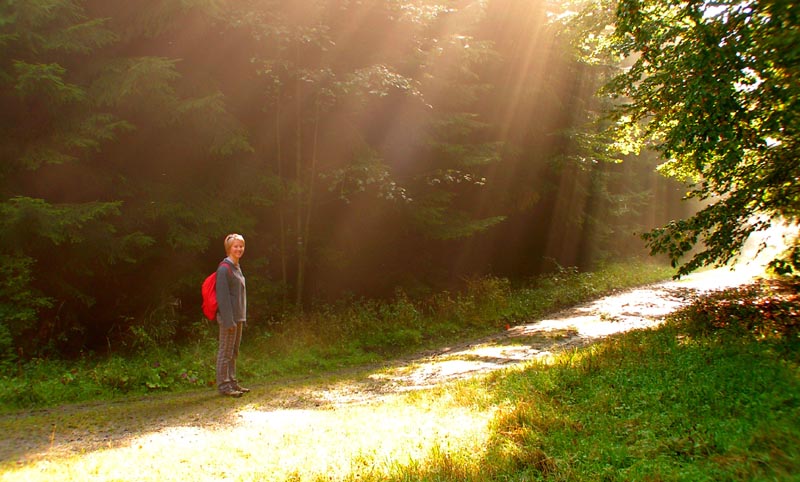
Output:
(2, 2), (799, 480)
(1, 0), (796, 360)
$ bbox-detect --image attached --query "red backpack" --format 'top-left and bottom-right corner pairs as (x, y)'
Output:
(201, 262), (230, 321)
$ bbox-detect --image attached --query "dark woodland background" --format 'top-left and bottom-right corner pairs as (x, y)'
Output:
(0, 0), (690, 357)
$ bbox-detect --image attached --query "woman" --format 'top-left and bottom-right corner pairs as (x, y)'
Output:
(215, 233), (249, 397)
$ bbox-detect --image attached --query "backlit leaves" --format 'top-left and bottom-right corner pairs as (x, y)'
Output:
(603, 0), (800, 276)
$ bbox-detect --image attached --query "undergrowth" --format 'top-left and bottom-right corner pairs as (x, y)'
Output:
(0, 260), (674, 412)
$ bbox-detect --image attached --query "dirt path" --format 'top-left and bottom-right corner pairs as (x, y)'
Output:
(330, 264), (762, 399)
(0, 265), (762, 467)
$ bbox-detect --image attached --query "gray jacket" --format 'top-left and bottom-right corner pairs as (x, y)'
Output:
(216, 258), (246, 329)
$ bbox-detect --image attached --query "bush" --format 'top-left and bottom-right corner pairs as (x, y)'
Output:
(673, 279), (800, 355)
(0, 321), (15, 370)
(0, 255), (54, 355)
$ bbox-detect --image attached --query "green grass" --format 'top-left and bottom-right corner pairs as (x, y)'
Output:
(481, 331), (798, 480)
(0, 260), (675, 412)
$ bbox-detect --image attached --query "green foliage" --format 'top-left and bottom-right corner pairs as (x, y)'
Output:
(601, 0), (800, 276)
(412, 202), (507, 240)
(125, 313), (178, 354)
(770, 241), (800, 279)
(0, 0), (117, 55)
(340, 64), (426, 105)
(12, 60), (85, 103)
(0, 198), (148, 354)
(0, 0), (256, 356)
(0, 254), (52, 339)
(0, 321), (15, 370)
(0, 196), (150, 302)
(1, 0), (125, 171)
(0, 0), (687, 358)
(0, 196), (122, 246)
(323, 147), (411, 203)
(91, 56), (181, 110)
(0, 348), (215, 411)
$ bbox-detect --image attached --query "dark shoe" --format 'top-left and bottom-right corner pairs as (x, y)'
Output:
(220, 388), (243, 398)
(233, 384), (250, 393)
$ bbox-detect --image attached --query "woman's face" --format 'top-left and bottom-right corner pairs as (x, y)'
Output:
(228, 240), (245, 262)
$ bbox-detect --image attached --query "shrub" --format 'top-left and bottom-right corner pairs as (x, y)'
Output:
(673, 279), (800, 355)
(0, 321), (15, 370)
(0, 255), (54, 356)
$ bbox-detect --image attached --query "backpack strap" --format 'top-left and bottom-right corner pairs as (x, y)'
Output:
(218, 259), (233, 281)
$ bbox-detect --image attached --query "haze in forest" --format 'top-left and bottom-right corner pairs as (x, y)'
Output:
(1, 0), (690, 355)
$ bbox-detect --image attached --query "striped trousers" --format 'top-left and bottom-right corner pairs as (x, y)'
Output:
(216, 322), (243, 392)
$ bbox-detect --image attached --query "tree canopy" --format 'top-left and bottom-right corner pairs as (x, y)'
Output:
(601, 0), (800, 276)
(0, 0), (688, 358)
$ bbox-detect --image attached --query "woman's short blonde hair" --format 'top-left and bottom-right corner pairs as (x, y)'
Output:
(224, 233), (245, 254)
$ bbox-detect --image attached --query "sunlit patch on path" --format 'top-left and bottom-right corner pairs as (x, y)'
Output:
(371, 264), (765, 391)
(3, 391), (493, 482)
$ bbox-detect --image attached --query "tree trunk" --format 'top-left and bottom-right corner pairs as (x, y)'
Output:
(294, 46), (305, 307)
(275, 92), (289, 307)
(302, 98), (320, 282)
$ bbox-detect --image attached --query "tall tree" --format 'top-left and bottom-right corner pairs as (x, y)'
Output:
(0, 0), (147, 354)
(231, 0), (509, 303)
(0, 0), (254, 355)
(604, 0), (800, 275)
(0, 0), (695, 357)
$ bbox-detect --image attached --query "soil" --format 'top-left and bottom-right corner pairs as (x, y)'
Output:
(0, 265), (763, 466)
